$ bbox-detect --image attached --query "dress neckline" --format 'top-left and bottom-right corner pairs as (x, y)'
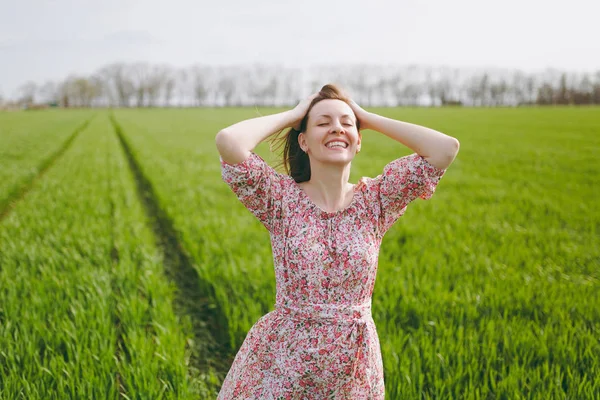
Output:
(293, 180), (359, 217)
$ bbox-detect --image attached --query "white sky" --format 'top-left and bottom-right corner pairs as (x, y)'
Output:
(1, 0), (599, 98)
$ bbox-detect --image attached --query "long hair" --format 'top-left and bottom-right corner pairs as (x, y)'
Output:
(270, 84), (360, 183)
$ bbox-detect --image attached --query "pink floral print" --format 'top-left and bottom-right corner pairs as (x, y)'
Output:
(218, 152), (446, 399)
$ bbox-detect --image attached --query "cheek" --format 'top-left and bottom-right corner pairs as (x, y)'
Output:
(306, 131), (327, 146)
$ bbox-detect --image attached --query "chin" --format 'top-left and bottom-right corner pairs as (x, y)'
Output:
(320, 154), (355, 165)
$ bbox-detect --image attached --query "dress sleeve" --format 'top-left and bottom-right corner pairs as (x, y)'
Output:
(375, 153), (447, 234)
(220, 152), (284, 232)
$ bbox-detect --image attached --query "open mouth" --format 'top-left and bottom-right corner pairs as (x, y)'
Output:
(325, 140), (349, 150)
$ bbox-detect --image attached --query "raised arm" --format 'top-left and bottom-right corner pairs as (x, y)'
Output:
(216, 94), (318, 165)
(349, 101), (460, 170)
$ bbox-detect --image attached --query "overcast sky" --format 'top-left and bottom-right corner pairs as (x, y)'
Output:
(1, 0), (598, 98)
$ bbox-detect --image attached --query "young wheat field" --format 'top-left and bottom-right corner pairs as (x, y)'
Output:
(0, 107), (598, 399)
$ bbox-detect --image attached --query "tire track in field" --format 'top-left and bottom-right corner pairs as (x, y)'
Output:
(106, 133), (129, 398)
(0, 116), (94, 221)
(109, 114), (233, 379)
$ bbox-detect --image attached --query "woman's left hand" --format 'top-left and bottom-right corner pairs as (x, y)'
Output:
(348, 100), (371, 131)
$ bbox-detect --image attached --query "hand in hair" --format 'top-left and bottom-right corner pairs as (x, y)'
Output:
(290, 93), (319, 131)
(348, 99), (371, 131)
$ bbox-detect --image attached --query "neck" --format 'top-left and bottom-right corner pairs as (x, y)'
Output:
(302, 160), (354, 212)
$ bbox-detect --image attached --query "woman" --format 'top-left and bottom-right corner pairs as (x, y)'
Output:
(215, 84), (459, 399)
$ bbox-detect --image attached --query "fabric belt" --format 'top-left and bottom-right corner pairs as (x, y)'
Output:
(275, 299), (372, 324)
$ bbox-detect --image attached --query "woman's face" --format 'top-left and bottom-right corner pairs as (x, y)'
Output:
(298, 99), (361, 166)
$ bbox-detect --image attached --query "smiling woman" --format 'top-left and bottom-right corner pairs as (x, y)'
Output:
(214, 83), (459, 399)
(271, 85), (362, 186)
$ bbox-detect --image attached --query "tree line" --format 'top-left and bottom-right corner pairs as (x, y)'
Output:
(5, 62), (600, 108)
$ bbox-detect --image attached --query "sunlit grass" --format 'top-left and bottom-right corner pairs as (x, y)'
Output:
(113, 106), (599, 398)
(0, 106), (598, 398)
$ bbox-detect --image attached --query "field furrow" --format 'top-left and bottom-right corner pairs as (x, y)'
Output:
(0, 113), (207, 398)
(1, 106), (598, 398)
(111, 107), (599, 398)
(0, 110), (94, 217)
(109, 114), (231, 392)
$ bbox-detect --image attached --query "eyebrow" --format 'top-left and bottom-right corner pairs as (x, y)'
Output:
(316, 114), (354, 119)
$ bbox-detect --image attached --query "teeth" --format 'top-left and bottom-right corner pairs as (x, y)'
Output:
(326, 141), (348, 149)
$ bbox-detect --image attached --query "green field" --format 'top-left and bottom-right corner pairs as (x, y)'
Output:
(0, 107), (598, 399)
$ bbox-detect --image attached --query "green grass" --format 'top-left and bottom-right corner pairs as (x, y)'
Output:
(0, 115), (207, 398)
(0, 106), (598, 398)
(0, 110), (93, 214)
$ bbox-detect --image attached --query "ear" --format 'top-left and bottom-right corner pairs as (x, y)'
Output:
(298, 132), (307, 152)
(356, 132), (362, 152)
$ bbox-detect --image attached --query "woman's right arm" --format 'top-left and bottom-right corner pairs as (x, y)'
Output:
(215, 111), (297, 164)
(215, 93), (317, 164)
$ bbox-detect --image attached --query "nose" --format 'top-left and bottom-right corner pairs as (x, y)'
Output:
(330, 120), (344, 134)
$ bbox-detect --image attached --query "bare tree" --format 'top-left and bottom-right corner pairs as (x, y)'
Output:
(589, 71), (600, 104)
(525, 75), (537, 105)
(387, 75), (403, 106)
(557, 73), (569, 105)
(465, 75), (480, 106)
(479, 73), (490, 106)
(39, 81), (59, 105)
(403, 83), (422, 106)
(575, 73), (593, 105)
(59, 75), (97, 107)
(73, 77), (89, 106)
(58, 79), (71, 108)
(18, 81), (37, 106)
(490, 79), (508, 106)
(252, 74), (278, 106)
(146, 66), (166, 107)
(348, 67), (368, 105)
(218, 73), (236, 107)
(536, 83), (554, 105)
(426, 69), (438, 106)
(89, 75), (105, 107)
(130, 62), (151, 107)
(192, 65), (212, 106)
(162, 66), (176, 107)
(511, 71), (527, 105)
(8, 61), (600, 108)
(436, 76), (453, 105)
(594, 71), (600, 104)
(98, 63), (134, 107)
(176, 68), (190, 107)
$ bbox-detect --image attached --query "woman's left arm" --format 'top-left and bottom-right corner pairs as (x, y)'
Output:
(349, 101), (460, 170)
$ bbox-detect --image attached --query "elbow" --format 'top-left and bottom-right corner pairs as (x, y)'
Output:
(215, 128), (228, 144)
(441, 138), (460, 167)
(427, 138), (459, 170)
(216, 129), (249, 164)
(448, 137), (460, 157)
(215, 129), (232, 153)
(440, 136), (459, 158)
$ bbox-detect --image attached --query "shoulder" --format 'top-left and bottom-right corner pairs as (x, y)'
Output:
(221, 152), (291, 186)
(355, 175), (382, 202)
(220, 151), (266, 171)
(385, 153), (446, 178)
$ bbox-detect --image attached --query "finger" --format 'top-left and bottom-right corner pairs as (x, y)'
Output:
(307, 92), (319, 101)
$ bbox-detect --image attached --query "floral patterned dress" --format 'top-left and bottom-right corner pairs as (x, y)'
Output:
(218, 152), (446, 399)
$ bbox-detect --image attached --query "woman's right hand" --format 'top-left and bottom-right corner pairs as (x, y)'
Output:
(290, 93), (319, 130)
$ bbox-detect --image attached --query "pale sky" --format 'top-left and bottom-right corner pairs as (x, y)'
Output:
(1, 0), (598, 98)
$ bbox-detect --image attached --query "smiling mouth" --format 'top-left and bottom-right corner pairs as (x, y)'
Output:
(325, 141), (349, 149)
